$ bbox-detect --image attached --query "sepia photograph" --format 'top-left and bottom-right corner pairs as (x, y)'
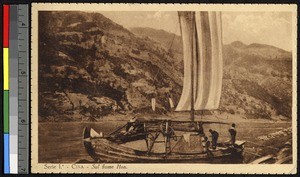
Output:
(31, 3), (297, 174)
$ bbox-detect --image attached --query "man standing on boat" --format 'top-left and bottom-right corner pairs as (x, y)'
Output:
(228, 123), (237, 145)
(209, 129), (219, 149)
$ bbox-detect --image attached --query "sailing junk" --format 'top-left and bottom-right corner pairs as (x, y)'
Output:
(83, 119), (245, 163)
(82, 11), (245, 163)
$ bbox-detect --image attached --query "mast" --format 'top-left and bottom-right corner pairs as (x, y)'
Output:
(190, 12), (195, 122)
(194, 13), (200, 121)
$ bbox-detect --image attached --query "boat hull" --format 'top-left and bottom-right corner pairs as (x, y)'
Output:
(83, 127), (244, 163)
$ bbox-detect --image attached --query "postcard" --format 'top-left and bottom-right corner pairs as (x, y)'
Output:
(31, 3), (297, 174)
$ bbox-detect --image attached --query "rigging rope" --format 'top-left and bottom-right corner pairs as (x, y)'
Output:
(152, 25), (179, 83)
(214, 111), (222, 136)
(167, 27), (178, 55)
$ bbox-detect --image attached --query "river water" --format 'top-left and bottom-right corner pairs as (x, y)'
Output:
(38, 120), (292, 163)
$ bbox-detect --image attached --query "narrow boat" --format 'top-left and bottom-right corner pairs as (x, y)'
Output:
(83, 119), (245, 163)
(83, 11), (246, 163)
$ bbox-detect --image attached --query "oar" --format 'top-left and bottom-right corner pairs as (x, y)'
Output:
(109, 124), (127, 136)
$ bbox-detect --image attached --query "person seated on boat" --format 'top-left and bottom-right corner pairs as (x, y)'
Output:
(228, 123), (237, 145)
(204, 136), (210, 151)
(124, 116), (137, 135)
(209, 129), (219, 149)
(160, 120), (175, 139)
(197, 122), (204, 136)
(204, 136), (213, 157)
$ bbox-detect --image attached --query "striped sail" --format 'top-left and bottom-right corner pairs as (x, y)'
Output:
(176, 11), (223, 111)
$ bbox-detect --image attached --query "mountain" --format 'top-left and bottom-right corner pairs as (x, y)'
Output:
(38, 12), (183, 121)
(130, 27), (182, 53)
(130, 27), (183, 73)
(221, 41), (292, 119)
(38, 12), (292, 121)
(131, 27), (292, 119)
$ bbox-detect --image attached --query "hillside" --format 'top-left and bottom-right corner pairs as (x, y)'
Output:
(131, 27), (293, 119)
(130, 27), (183, 73)
(38, 11), (183, 121)
(38, 12), (292, 121)
(221, 42), (292, 119)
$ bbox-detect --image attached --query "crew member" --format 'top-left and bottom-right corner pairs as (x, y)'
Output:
(209, 129), (219, 149)
(204, 136), (213, 157)
(124, 116), (137, 135)
(228, 123), (237, 145)
(197, 122), (204, 136)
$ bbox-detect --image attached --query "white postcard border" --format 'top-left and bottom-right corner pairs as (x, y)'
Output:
(31, 3), (297, 174)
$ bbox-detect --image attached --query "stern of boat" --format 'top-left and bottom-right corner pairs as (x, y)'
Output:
(82, 127), (98, 162)
(232, 140), (246, 156)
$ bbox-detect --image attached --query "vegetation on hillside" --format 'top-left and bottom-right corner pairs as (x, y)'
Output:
(38, 12), (292, 121)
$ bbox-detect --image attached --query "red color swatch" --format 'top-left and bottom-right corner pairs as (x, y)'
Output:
(3, 5), (10, 48)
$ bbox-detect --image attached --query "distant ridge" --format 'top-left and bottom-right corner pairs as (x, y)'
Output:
(229, 41), (290, 53)
(247, 43), (290, 53)
(130, 27), (182, 52)
(230, 41), (247, 48)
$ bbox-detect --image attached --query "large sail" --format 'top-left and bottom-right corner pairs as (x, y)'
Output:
(176, 11), (223, 111)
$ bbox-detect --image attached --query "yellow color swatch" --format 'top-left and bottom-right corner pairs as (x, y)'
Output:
(3, 48), (9, 90)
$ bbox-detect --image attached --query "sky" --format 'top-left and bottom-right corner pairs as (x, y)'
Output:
(100, 11), (293, 51)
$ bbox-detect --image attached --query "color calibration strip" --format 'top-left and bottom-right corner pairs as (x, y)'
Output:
(3, 4), (10, 174)
(3, 4), (29, 174)
(3, 5), (10, 174)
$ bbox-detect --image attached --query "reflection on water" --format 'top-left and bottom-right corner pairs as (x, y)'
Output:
(38, 121), (291, 164)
